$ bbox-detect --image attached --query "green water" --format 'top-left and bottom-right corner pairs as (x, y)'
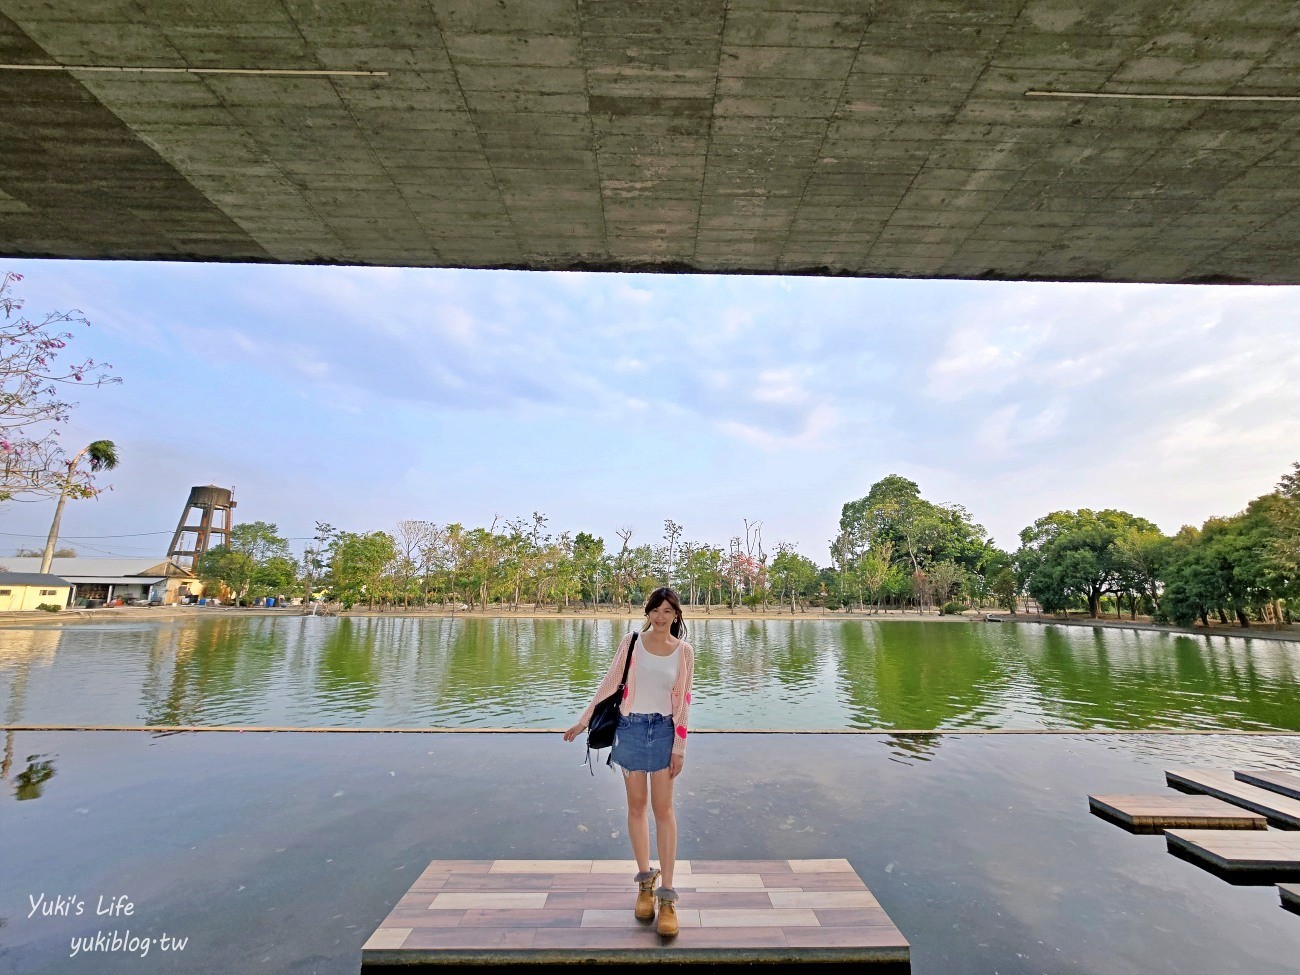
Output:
(1, 616), (1297, 730)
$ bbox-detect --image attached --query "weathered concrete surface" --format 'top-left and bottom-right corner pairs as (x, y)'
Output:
(1, 1), (1298, 282)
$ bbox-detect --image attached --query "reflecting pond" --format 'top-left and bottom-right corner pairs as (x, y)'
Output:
(2, 616), (1299, 730)
(2, 730), (1299, 975)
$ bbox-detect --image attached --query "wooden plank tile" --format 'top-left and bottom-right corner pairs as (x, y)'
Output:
(491, 859), (593, 873)
(814, 909), (901, 927)
(680, 927), (789, 948)
(363, 927), (410, 949)
(402, 928), (537, 949)
(678, 873), (765, 888)
(769, 891), (881, 909)
(457, 909), (586, 929)
(428, 892), (549, 910)
(536, 891), (646, 910)
(421, 860), (492, 873)
(589, 859), (694, 874)
(786, 926), (910, 949)
(691, 860), (791, 873)
(530, 928), (663, 949)
(789, 858), (855, 873)
(1166, 769), (1300, 828)
(377, 911), (465, 929)
(653, 891), (784, 909)
(1236, 770), (1300, 802)
(1089, 793), (1267, 832)
(1166, 828), (1300, 871)
(697, 909), (820, 928)
(581, 908), (702, 928)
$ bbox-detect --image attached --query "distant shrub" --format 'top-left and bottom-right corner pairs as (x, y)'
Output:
(939, 601), (965, 616)
(36, 603), (61, 612)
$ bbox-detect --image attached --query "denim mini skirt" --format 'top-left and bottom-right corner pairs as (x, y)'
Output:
(610, 712), (674, 773)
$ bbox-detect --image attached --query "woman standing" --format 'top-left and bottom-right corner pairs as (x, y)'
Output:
(564, 586), (695, 936)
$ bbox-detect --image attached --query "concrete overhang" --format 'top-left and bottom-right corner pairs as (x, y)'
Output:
(1, 1), (1298, 283)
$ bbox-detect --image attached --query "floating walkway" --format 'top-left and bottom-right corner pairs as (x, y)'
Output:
(1088, 794), (1266, 833)
(1165, 829), (1300, 877)
(1235, 769), (1300, 802)
(1165, 769), (1300, 828)
(1280, 884), (1300, 913)
(362, 859), (909, 969)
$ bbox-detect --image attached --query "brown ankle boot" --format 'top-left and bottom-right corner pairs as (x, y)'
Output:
(655, 887), (679, 937)
(634, 868), (660, 920)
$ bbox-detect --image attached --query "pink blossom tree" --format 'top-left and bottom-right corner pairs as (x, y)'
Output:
(0, 271), (120, 502)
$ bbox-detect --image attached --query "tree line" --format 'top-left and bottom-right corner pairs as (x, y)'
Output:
(196, 462), (1298, 628)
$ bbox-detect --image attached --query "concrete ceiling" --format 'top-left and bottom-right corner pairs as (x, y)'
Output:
(1, 1), (1298, 283)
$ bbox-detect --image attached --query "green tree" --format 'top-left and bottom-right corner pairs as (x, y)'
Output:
(1017, 509), (1161, 619)
(836, 475), (993, 610)
(771, 543), (819, 613)
(989, 567), (1019, 614)
(329, 531), (396, 609)
(232, 521), (295, 603)
(195, 545), (254, 602)
(926, 560), (968, 610)
(1111, 524), (1171, 619)
(572, 531), (605, 607)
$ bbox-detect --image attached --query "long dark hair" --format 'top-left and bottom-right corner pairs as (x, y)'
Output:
(642, 586), (686, 638)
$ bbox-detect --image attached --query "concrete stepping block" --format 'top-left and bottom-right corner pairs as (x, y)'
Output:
(1165, 769), (1300, 828)
(1089, 793), (1267, 833)
(1165, 829), (1300, 875)
(1235, 770), (1300, 802)
(364, 858), (909, 965)
(1280, 883), (1300, 913)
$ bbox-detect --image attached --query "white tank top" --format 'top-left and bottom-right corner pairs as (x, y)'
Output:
(628, 638), (679, 716)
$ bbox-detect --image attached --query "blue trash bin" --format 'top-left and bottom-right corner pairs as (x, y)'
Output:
(266, 597), (276, 608)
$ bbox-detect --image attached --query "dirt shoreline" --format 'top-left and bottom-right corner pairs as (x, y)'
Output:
(0, 604), (1295, 643)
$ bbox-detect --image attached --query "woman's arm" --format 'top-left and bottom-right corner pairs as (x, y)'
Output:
(574, 632), (632, 728)
(670, 643), (694, 758)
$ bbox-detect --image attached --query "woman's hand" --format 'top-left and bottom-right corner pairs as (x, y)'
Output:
(562, 722), (586, 742)
(669, 754), (684, 778)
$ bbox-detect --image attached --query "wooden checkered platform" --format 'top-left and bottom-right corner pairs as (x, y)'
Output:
(362, 859), (909, 967)
(1089, 793), (1267, 832)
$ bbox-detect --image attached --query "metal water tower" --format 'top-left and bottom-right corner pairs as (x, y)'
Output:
(167, 485), (236, 571)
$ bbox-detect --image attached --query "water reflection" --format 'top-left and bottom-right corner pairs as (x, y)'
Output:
(12, 752), (55, 800)
(0, 617), (1297, 732)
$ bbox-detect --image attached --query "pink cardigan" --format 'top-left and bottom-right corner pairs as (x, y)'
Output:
(578, 631), (695, 757)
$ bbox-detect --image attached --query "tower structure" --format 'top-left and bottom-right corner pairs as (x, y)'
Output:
(167, 485), (236, 572)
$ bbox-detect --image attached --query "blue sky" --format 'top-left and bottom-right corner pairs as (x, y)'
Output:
(2, 258), (1298, 565)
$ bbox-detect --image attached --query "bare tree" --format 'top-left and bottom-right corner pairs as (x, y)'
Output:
(614, 526), (634, 608)
(394, 520), (437, 607)
(663, 519), (682, 585)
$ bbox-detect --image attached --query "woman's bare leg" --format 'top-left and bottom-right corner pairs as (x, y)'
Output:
(649, 768), (677, 887)
(622, 771), (652, 872)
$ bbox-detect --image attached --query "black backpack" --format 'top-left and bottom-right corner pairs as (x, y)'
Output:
(584, 632), (636, 773)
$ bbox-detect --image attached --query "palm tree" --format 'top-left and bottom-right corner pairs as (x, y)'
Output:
(39, 440), (118, 573)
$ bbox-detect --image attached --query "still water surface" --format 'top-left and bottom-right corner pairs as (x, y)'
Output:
(2, 616), (1298, 730)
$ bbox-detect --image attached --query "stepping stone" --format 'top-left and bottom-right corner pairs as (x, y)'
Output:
(1280, 884), (1300, 913)
(1165, 769), (1300, 828)
(1236, 770), (1300, 802)
(1089, 794), (1267, 833)
(363, 859), (909, 966)
(1165, 829), (1300, 875)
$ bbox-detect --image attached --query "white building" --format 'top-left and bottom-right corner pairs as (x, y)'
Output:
(0, 557), (200, 607)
